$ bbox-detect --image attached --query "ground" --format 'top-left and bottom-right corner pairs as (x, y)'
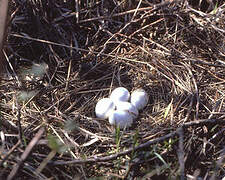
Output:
(0, 0), (225, 179)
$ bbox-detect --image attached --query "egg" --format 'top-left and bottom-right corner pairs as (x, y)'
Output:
(110, 87), (130, 105)
(95, 98), (115, 119)
(131, 89), (149, 110)
(108, 110), (133, 128)
(116, 101), (139, 119)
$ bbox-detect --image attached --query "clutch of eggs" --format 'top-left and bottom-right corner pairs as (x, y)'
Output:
(108, 110), (133, 128)
(95, 87), (149, 129)
(95, 98), (115, 119)
(130, 88), (149, 110)
(109, 87), (130, 105)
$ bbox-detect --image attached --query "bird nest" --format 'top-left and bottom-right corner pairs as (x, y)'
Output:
(0, 0), (225, 179)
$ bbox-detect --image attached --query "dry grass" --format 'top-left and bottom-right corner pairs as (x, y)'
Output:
(0, 0), (225, 179)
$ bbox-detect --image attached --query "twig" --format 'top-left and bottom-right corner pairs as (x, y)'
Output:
(53, 0), (179, 24)
(54, 6), (154, 24)
(177, 127), (185, 180)
(0, 140), (21, 167)
(16, 99), (23, 143)
(48, 118), (225, 166)
(0, 0), (8, 73)
(10, 32), (192, 87)
(35, 150), (57, 175)
(7, 127), (45, 180)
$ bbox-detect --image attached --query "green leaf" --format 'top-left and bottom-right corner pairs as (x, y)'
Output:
(64, 120), (78, 133)
(164, 99), (173, 119)
(47, 134), (67, 153)
(154, 152), (171, 170)
(20, 62), (48, 81)
(133, 130), (139, 147)
(211, 2), (218, 14)
(17, 90), (39, 102)
(115, 125), (121, 146)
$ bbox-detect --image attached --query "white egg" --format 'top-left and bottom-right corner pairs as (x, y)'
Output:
(131, 89), (149, 110)
(108, 110), (133, 128)
(95, 98), (115, 119)
(110, 87), (130, 105)
(116, 101), (139, 119)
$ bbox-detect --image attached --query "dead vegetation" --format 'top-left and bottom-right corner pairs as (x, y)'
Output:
(0, 0), (225, 179)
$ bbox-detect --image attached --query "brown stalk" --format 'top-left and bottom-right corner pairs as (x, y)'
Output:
(7, 128), (45, 180)
(0, 0), (8, 74)
(49, 118), (225, 166)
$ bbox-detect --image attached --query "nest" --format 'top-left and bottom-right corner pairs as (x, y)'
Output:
(0, 0), (225, 179)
